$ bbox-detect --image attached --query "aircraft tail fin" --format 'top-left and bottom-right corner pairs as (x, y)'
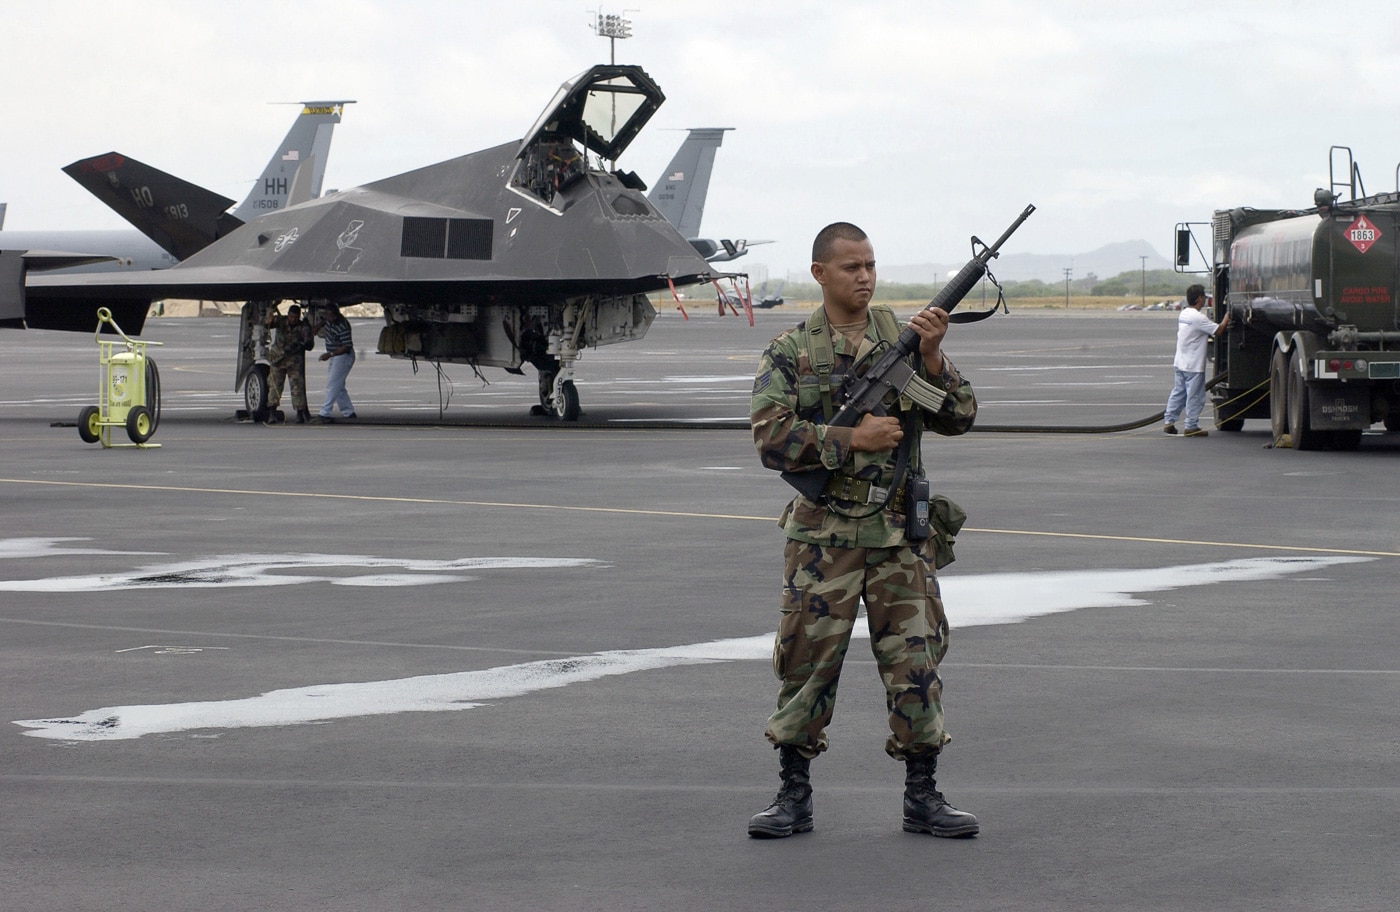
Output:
(63, 152), (243, 261)
(647, 127), (732, 240)
(285, 153), (319, 209)
(0, 202), (7, 230)
(232, 100), (354, 221)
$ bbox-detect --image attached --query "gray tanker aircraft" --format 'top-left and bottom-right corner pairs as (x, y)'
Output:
(5, 66), (728, 420)
(648, 126), (770, 263)
(0, 101), (351, 274)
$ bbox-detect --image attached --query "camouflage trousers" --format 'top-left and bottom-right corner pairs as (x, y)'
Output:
(766, 537), (951, 761)
(267, 358), (308, 413)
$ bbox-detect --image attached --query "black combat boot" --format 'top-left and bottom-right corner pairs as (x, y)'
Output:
(295, 409), (311, 425)
(902, 754), (979, 837)
(747, 745), (814, 838)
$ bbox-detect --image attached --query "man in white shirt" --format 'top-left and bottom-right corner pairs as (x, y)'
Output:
(1163, 284), (1229, 437)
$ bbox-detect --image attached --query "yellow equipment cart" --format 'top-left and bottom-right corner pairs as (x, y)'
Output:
(79, 307), (163, 447)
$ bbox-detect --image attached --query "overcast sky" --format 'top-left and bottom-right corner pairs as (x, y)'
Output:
(4, 0), (1400, 282)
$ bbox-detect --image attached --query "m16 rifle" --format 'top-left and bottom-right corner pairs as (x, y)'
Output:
(780, 204), (1035, 501)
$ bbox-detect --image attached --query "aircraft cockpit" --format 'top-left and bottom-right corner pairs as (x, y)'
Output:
(513, 137), (586, 206)
(511, 64), (664, 210)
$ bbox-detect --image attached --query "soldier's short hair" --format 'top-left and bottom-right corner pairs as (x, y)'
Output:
(288, 304), (302, 315)
(812, 222), (868, 264)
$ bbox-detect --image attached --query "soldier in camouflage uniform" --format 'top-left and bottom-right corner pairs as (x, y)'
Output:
(264, 304), (313, 424)
(748, 222), (980, 840)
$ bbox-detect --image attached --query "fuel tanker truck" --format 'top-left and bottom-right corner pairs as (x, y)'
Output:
(1177, 147), (1400, 450)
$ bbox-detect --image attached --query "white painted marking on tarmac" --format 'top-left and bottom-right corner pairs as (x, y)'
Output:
(937, 557), (1370, 627)
(115, 645), (231, 655)
(0, 539), (604, 593)
(12, 556), (1364, 742)
(0, 537), (160, 560)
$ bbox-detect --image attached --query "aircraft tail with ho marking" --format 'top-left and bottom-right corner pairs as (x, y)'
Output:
(62, 101), (353, 262)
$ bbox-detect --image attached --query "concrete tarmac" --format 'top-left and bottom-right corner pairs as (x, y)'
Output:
(2, 308), (1397, 911)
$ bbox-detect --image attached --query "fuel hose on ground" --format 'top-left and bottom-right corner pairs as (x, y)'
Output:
(968, 372), (1259, 434)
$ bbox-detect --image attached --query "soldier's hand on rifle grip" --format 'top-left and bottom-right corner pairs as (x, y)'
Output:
(850, 414), (903, 452)
(909, 308), (949, 375)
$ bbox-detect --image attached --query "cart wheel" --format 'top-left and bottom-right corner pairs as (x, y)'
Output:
(126, 405), (155, 444)
(146, 357), (161, 433)
(78, 405), (101, 444)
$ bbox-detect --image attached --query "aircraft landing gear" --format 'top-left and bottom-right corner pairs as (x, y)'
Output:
(243, 363), (271, 422)
(526, 302), (587, 421)
(531, 363), (581, 421)
(552, 379), (581, 421)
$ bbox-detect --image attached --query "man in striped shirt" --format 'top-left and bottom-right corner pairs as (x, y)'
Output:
(313, 305), (357, 423)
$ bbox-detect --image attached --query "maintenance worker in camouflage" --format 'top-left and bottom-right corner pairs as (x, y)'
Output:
(748, 221), (980, 839)
(264, 303), (314, 424)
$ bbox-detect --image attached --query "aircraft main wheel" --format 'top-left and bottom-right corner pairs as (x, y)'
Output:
(78, 405), (101, 444)
(538, 368), (558, 408)
(1269, 347), (1290, 442)
(126, 405), (155, 444)
(145, 357), (162, 433)
(1286, 349), (1323, 451)
(552, 379), (581, 421)
(244, 363), (270, 421)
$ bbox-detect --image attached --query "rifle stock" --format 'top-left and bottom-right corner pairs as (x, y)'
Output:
(778, 204), (1035, 501)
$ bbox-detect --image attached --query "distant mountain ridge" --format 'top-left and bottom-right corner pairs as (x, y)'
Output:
(880, 240), (1169, 285)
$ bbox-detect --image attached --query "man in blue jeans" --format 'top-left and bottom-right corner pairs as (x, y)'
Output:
(313, 306), (357, 423)
(1163, 284), (1229, 437)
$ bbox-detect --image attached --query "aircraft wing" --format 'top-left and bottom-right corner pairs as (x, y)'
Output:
(2, 250), (116, 327)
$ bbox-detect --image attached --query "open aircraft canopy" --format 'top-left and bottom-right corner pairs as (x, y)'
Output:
(517, 64), (664, 163)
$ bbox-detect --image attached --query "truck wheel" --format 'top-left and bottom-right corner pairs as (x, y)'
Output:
(1217, 416), (1245, 432)
(1385, 413), (1400, 432)
(1286, 349), (1323, 451)
(78, 405), (101, 444)
(126, 405), (155, 444)
(1269, 348), (1290, 442)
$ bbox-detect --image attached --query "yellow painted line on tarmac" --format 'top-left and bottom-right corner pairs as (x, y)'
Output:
(0, 476), (762, 523)
(3, 475), (1397, 559)
(964, 526), (1400, 559)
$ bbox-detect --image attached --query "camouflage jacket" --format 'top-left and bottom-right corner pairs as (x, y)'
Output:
(750, 305), (977, 548)
(267, 314), (313, 368)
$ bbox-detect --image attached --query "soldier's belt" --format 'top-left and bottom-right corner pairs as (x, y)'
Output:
(823, 475), (908, 513)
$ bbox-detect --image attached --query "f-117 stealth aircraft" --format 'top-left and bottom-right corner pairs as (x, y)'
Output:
(7, 66), (727, 420)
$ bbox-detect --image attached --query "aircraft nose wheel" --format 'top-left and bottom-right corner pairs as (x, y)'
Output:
(552, 379), (581, 421)
(533, 367), (581, 420)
